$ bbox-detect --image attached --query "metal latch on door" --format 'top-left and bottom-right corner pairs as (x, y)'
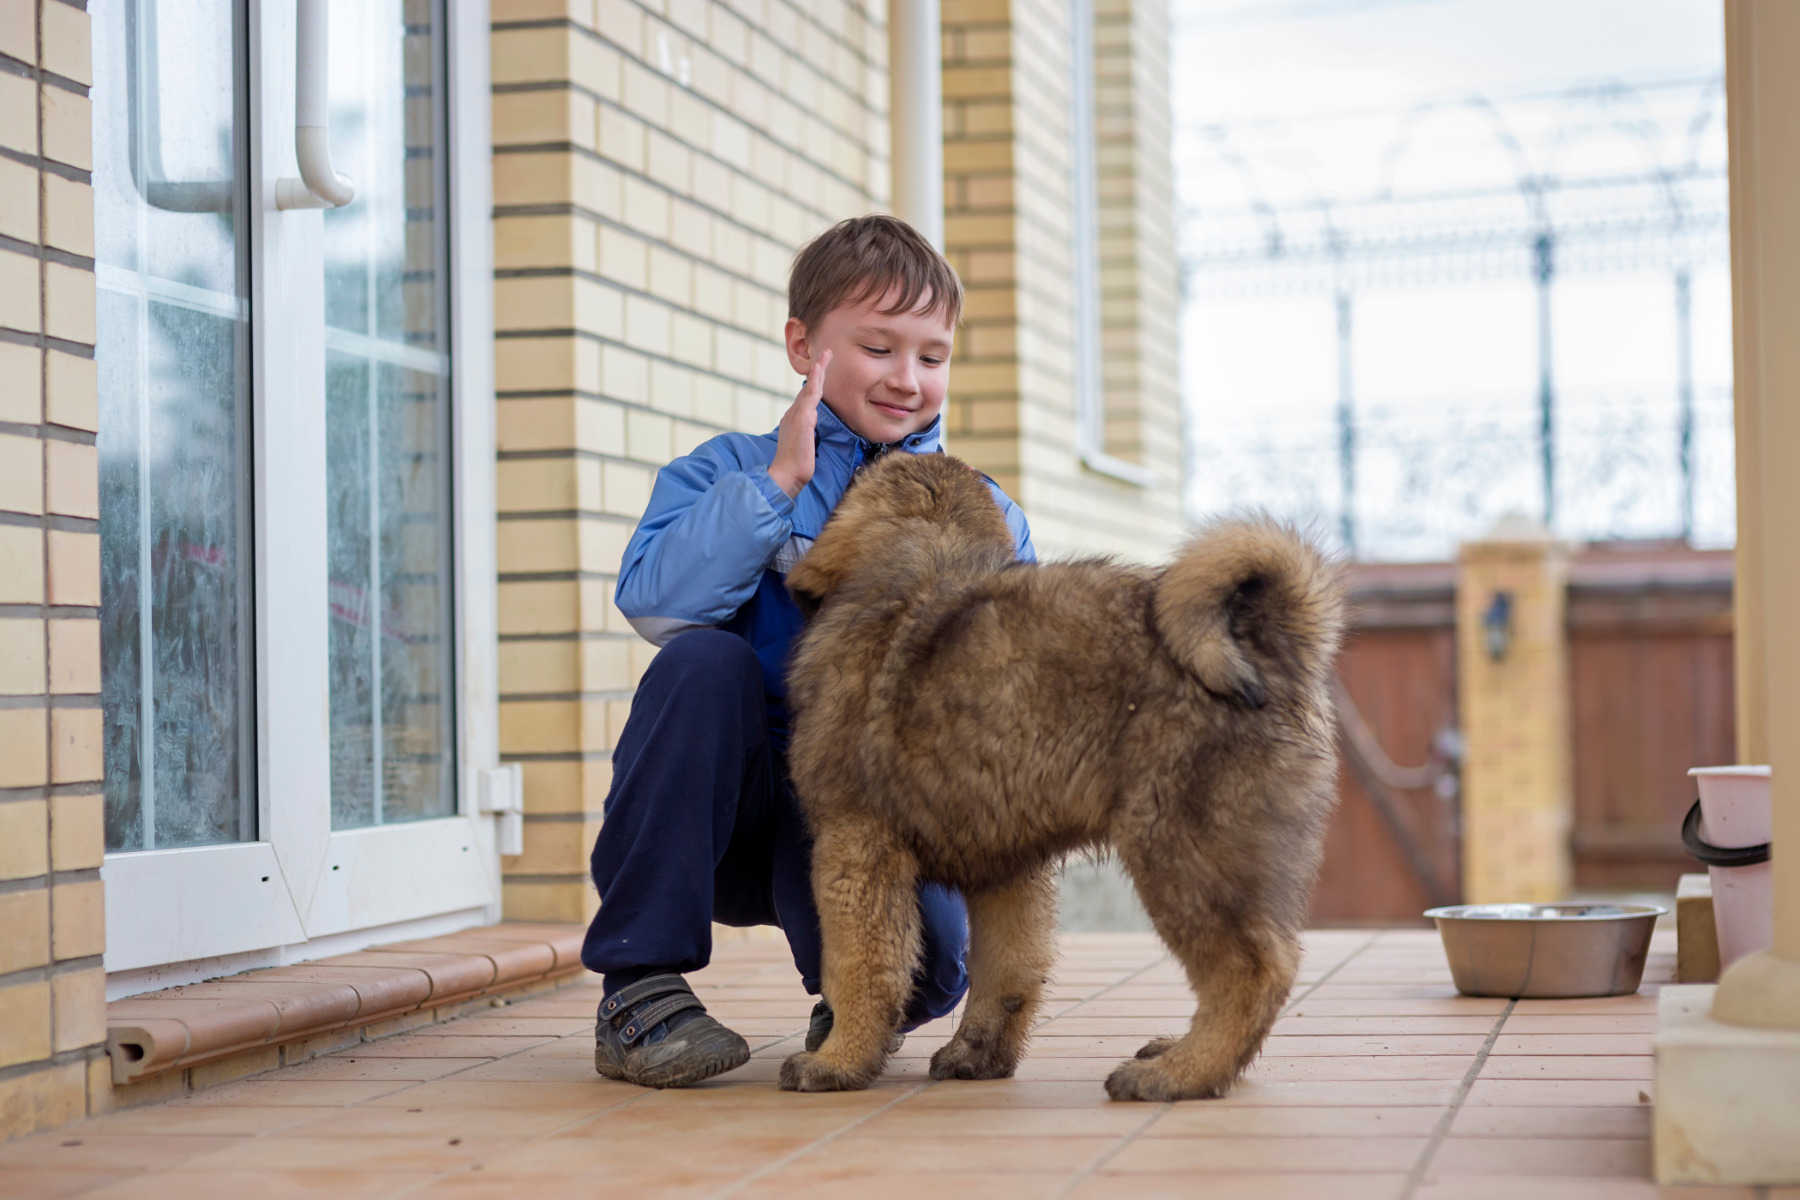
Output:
(479, 763), (525, 857)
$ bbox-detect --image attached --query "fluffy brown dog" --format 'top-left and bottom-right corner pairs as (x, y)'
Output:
(776, 452), (1346, 1101)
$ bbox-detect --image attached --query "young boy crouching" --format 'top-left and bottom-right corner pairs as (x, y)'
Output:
(581, 214), (1036, 1088)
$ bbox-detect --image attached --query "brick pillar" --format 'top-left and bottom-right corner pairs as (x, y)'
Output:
(1455, 517), (1574, 904)
(0, 0), (110, 1141)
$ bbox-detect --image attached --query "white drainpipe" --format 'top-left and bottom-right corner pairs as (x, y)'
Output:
(889, 0), (945, 250)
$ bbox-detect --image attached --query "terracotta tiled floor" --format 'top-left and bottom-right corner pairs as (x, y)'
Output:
(2, 927), (1782, 1199)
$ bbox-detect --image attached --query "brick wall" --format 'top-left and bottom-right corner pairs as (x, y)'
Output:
(940, 0), (1184, 561)
(488, 0), (892, 920)
(0, 0), (111, 1141)
(1456, 522), (1575, 904)
(488, 0), (1185, 919)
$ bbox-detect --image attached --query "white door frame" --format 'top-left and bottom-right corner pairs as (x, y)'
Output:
(102, 0), (502, 984)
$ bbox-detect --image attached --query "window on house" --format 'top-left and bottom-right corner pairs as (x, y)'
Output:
(1069, 0), (1152, 486)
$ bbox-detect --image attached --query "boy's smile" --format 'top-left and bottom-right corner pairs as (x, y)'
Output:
(784, 288), (953, 445)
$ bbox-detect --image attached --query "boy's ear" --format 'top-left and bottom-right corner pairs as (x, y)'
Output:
(783, 317), (814, 376)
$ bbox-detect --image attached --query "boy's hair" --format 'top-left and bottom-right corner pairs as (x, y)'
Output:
(788, 214), (964, 332)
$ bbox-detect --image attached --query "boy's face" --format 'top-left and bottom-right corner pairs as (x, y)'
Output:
(784, 288), (953, 445)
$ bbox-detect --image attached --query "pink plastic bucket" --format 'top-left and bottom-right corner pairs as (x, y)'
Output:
(1687, 765), (1773, 969)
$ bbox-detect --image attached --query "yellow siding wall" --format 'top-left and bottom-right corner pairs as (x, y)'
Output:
(0, 0), (111, 1140)
(941, 0), (1184, 561)
(488, 0), (892, 919)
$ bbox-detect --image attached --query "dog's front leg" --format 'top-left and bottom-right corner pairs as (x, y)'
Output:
(930, 864), (1058, 1081)
(780, 819), (921, 1092)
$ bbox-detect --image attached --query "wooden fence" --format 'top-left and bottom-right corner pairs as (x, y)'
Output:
(1309, 545), (1734, 925)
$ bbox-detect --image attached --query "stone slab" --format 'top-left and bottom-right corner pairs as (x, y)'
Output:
(1653, 983), (1800, 1184)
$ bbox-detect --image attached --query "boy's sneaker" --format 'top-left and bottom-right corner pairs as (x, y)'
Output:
(594, 974), (749, 1088)
(805, 999), (906, 1054)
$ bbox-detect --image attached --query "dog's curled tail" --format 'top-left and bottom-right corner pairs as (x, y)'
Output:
(1151, 517), (1345, 709)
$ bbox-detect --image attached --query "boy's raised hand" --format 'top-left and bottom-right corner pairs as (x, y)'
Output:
(769, 350), (830, 499)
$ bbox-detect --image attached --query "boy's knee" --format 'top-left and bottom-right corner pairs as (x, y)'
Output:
(646, 628), (760, 689)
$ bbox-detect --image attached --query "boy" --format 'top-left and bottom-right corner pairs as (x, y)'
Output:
(583, 214), (1036, 1088)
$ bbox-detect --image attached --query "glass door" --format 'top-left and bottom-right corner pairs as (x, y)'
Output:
(322, 0), (456, 831)
(96, 0), (500, 983)
(92, 0), (308, 972)
(95, 0), (255, 855)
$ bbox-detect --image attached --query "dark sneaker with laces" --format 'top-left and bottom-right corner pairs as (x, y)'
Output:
(805, 999), (905, 1054)
(594, 974), (749, 1088)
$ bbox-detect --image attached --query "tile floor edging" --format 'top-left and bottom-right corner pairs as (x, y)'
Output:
(102, 923), (588, 1090)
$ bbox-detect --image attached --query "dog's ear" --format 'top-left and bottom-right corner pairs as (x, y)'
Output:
(787, 568), (825, 618)
(785, 532), (859, 618)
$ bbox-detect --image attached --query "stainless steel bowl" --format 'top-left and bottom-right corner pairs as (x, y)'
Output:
(1424, 903), (1666, 998)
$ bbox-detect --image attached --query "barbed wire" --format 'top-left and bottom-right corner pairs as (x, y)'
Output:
(1177, 73), (1733, 556)
(1179, 77), (1727, 297)
(1187, 391), (1736, 559)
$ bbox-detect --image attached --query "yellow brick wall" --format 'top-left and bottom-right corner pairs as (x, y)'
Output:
(1456, 525), (1575, 904)
(941, 0), (1184, 560)
(489, 0), (892, 920)
(0, 0), (111, 1141)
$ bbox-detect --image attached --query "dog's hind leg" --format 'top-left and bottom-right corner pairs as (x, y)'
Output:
(780, 818), (921, 1092)
(1106, 915), (1298, 1101)
(929, 864), (1059, 1081)
(1104, 834), (1304, 1101)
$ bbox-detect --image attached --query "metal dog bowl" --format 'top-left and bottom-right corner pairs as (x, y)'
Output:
(1424, 903), (1666, 998)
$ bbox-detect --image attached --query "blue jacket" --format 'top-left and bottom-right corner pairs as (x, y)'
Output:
(616, 402), (1036, 745)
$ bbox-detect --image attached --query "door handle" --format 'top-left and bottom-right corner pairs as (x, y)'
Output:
(124, 0), (233, 213)
(275, 0), (355, 210)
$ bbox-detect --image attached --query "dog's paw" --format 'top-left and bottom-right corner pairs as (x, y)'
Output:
(929, 1028), (1019, 1081)
(779, 1051), (873, 1093)
(1104, 1057), (1231, 1102)
(1134, 1037), (1179, 1060)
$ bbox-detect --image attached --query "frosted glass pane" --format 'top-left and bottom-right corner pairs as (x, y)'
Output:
(326, 0), (454, 829)
(92, 0), (253, 852)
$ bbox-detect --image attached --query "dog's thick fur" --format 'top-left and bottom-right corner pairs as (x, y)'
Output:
(776, 452), (1346, 1101)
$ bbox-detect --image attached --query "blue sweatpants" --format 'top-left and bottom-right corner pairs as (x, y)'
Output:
(580, 629), (970, 1031)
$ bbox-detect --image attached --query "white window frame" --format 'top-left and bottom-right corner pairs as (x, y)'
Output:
(101, 0), (504, 991)
(1068, 0), (1153, 488)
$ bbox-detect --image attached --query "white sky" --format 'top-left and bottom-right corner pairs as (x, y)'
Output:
(1172, 0), (1733, 558)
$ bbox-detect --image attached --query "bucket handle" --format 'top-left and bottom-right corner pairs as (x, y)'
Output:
(1681, 799), (1771, 868)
